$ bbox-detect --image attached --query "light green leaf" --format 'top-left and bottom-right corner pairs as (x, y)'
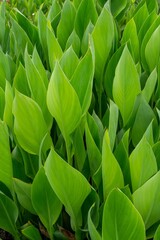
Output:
(0, 87), (5, 119)
(121, 18), (139, 62)
(81, 21), (94, 55)
(71, 48), (94, 114)
(102, 189), (145, 240)
(145, 26), (160, 72)
(88, 204), (101, 240)
(57, 0), (76, 50)
(109, 0), (127, 18)
(66, 30), (81, 56)
(13, 91), (50, 155)
(0, 121), (13, 194)
(130, 136), (157, 192)
(25, 49), (52, 128)
(142, 68), (157, 103)
(47, 62), (82, 140)
(102, 130), (124, 200)
(75, 0), (98, 40)
(113, 45), (141, 126)
(0, 192), (19, 238)
(14, 178), (36, 214)
(92, 6), (115, 85)
(31, 168), (62, 236)
(47, 24), (63, 71)
(133, 171), (160, 229)
(133, 3), (149, 33)
(108, 100), (119, 150)
(60, 46), (79, 79)
(22, 224), (42, 240)
(45, 148), (91, 230)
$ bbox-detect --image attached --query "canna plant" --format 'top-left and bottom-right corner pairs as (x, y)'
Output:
(0, 0), (160, 239)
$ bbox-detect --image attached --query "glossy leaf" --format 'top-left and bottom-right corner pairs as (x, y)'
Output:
(102, 189), (145, 240)
(130, 136), (157, 192)
(32, 168), (62, 236)
(133, 171), (160, 229)
(13, 91), (50, 155)
(47, 62), (82, 140)
(45, 148), (91, 230)
(14, 178), (36, 214)
(0, 192), (19, 238)
(102, 130), (124, 200)
(0, 121), (13, 194)
(113, 46), (141, 126)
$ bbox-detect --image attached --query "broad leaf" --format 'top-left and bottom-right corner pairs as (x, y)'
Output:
(3, 81), (14, 129)
(45, 148), (91, 230)
(109, 0), (127, 18)
(75, 0), (98, 40)
(130, 136), (157, 192)
(0, 192), (19, 238)
(31, 168), (62, 236)
(60, 46), (79, 79)
(13, 91), (51, 155)
(0, 121), (13, 194)
(66, 30), (81, 56)
(22, 224), (42, 240)
(14, 178), (36, 214)
(113, 45), (141, 126)
(154, 225), (160, 240)
(57, 0), (76, 50)
(102, 130), (124, 200)
(102, 189), (145, 240)
(133, 171), (160, 229)
(142, 68), (157, 103)
(92, 6), (115, 90)
(47, 62), (82, 140)
(71, 48), (94, 114)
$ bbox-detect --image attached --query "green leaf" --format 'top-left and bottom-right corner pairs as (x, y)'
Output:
(13, 91), (50, 155)
(88, 204), (101, 240)
(113, 45), (141, 126)
(109, 0), (127, 18)
(121, 18), (139, 62)
(81, 21), (94, 55)
(75, 0), (98, 40)
(92, 6), (115, 86)
(131, 95), (157, 146)
(57, 0), (76, 50)
(71, 48), (94, 114)
(47, 62), (82, 140)
(47, 24), (63, 71)
(142, 68), (157, 103)
(0, 121), (13, 194)
(0, 87), (5, 119)
(145, 26), (160, 72)
(60, 46), (79, 79)
(66, 30), (81, 56)
(25, 49), (52, 128)
(154, 225), (160, 240)
(13, 63), (30, 96)
(133, 3), (149, 33)
(3, 81), (14, 129)
(102, 130), (124, 200)
(133, 171), (160, 229)
(31, 168), (62, 237)
(22, 224), (42, 240)
(130, 136), (157, 192)
(108, 100), (119, 150)
(102, 189), (145, 240)
(0, 192), (19, 238)
(45, 148), (91, 230)
(14, 178), (36, 214)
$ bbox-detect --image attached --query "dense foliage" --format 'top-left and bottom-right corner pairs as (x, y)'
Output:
(0, 0), (160, 239)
